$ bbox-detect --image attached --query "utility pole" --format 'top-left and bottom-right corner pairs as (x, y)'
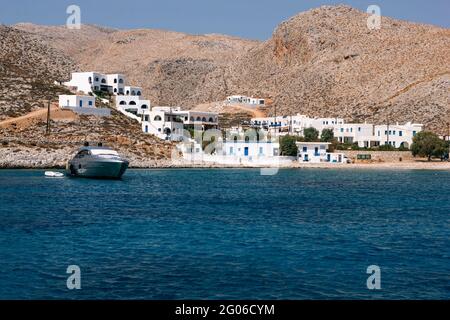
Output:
(290, 115), (292, 135)
(46, 100), (51, 135)
(274, 103), (277, 137)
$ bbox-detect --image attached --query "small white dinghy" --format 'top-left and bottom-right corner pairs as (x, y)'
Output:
(45, 171), (65, 178)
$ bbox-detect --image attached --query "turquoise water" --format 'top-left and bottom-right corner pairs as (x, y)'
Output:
(0, 169), (449, 300)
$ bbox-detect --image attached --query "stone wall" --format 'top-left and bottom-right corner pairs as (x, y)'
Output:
(61, 107), (111, 117)
(342, 151), (414, 162)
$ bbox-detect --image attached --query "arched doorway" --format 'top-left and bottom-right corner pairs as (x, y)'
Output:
(400, 142), (409, 149)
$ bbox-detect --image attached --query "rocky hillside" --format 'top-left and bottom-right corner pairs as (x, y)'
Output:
(0, 25), (75, 119)
(227, 5), (450, 133)
(14, 23), (258, 107)
(0, 25), (179, 167)
(10, 5), (450, 135)
(0, 108), (177, 168)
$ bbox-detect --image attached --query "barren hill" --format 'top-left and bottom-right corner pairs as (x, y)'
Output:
(14, 23), (259, 107)
(9, 5), (450, 135)
(0, 25), (75, 119)
(0, 25), (176, 168)
(227, 5), (450, 133)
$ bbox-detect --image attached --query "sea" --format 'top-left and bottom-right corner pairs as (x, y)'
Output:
(0, 169), (448, 299)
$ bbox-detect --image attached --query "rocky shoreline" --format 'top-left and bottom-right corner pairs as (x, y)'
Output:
(1, 146), (449, 171)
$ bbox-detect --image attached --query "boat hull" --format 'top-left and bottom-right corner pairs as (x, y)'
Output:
(67, 158), (129, 179)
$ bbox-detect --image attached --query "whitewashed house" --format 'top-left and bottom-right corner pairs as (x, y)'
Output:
(251, 114), (422, 149)
(64, 72), (104, 95)
(296, 142), (347, 164)
(59, 95), (95, 108)
(333, 123), (375, 147)
(251, 114), (345, 135)
(180, 139), (287, 166)
(124, 86), (143, 96)
(226, 95), (265, 106)
(58, 95), (110, 116)
(141, 107), (185, 140)
(139, 106), (219, 141)
(374, 122), (423, 149)
(221, 141), (279, 159)
(116, 96), (150, 117)
(184, 110), (219, 129)
(106, 74), (126, 95)
(250, 116), (290, 135)
(64, 72), (141, 97)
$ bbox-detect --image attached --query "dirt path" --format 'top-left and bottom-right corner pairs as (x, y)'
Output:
(230, 104), (267, 118)
(0, 104), (78, 129)
(383, 71), (450, 103)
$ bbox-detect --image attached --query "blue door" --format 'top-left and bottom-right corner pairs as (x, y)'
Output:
(244, 147), (249, 156)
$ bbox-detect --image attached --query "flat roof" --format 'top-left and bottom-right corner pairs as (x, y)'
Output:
(296, 142), (331, 145)
(59, 94), (94, 98)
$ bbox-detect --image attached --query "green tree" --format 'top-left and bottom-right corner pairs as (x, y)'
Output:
(411, 131), (447, 161)
(378, 144), (396, 151)
(303, 127), (319, 142)
(280, 135), (298, 156)
(320, 129), (335, 142)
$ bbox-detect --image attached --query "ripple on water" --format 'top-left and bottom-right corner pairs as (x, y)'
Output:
(0, 169), (449, 299)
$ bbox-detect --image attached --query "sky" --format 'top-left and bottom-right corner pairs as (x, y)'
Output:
(0, 0), (449, 40)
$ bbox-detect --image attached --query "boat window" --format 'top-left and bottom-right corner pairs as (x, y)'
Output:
(76, 150), (90, 158)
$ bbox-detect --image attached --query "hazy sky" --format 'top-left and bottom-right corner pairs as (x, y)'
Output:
(1, 0), (449, 39)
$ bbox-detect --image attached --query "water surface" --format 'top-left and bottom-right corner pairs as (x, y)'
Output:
(0, 169), (449, 299)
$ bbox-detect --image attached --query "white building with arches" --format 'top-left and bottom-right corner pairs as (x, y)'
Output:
(124, 86), (143, 96)
(250, 114), (422, 149)
(116, 96), (150, 117)
(141, 107), (219, 141)
(64, 72), (141, 96)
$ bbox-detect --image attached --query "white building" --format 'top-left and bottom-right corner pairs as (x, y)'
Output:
(333, 123), (375, 147)
(58, 94), (110, 116)
(135, 106), (218, 141)
(296, 142), (347, 164)
(141, 107), (185, 140)
(179, 139), (289, 166)
(59, 94), (95, 108)
(64, 72), (139, 96)
(64, 72), (104, 95)
(226, 95), (265, 106)
(374, 122), (423, 149)
(221, 141), (279, 159)
(251, 114), (345, 135)
(106, 74), (126, 95)
(251, 114), (422, 149)
(124, 86), (143, 96)
(116, 96), (150, 117)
